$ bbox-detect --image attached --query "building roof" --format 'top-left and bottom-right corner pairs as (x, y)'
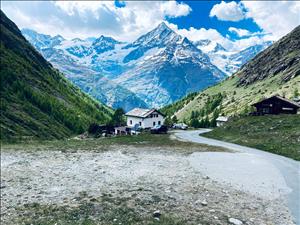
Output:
(216, 116), (228, 122)
(125, 108), (164, 118)
(252, 95), (300, 108)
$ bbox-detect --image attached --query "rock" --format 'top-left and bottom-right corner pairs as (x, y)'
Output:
(228, 218), (243, 225)
(153, 210), (161, 218)
(201, 200), (208, 206)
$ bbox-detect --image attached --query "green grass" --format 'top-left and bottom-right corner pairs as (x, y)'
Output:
(202, 114), (300, 160)
(1, 133), (227, 154)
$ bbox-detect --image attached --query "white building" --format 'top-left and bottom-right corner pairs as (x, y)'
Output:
(216, 116), (228, 127)
(125, 108), (165, 129)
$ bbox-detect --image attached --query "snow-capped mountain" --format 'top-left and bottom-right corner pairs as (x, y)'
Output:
(22, 29), (147, 112)
(22, 28), (65, 50)
(195, 39), (272, 75)
(22, 23), (268, 110)
(113, 24), (225, 107)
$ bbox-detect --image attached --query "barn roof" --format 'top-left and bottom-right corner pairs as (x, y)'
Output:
(216, 116), (228, 122)
(252, 95), (300, 108)
(125, 108), (164, 118)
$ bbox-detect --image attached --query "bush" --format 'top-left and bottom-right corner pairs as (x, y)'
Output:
(88, 123), (103, 135)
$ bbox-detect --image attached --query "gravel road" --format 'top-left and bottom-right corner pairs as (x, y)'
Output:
(174, 129), (300, 224)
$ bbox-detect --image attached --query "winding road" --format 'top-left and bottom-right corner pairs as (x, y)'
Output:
(174, 129), (300, 225)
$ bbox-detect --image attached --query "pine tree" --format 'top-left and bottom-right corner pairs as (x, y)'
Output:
(172, 115), (178, 124)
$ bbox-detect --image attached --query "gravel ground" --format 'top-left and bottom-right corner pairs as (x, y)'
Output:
(0, 144), (295, 225)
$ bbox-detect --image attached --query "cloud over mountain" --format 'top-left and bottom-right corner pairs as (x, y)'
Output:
(1, 1), (191, 42)
(210, 1), (245, 22)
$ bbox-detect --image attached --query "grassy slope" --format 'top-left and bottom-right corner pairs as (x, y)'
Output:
(202, 115), (300, 160)
(176, 74), (299, 121)
(161, 26), (300, 122)
(2, 133), (227, 154)
(0, 11), (113, 141)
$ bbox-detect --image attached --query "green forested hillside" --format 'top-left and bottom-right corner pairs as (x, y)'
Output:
(0, 11), (113, 141)
(161, 25), (300, 125)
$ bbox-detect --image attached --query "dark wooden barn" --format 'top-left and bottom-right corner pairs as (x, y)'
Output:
(252, 95), (300, 115)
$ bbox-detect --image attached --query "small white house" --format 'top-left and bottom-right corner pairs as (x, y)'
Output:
(125, 108), (165, 129)
(216, 116), (228, 127)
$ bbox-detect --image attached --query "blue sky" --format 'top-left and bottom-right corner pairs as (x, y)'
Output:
(168, 1), (262, 40)
(2, 1), (299, 51)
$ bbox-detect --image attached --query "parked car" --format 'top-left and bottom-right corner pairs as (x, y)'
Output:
(172, 123), (188, 130)
(150, 125), (168, 134)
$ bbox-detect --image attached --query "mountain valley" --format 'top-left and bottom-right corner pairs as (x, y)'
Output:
(22, 23), (271, 110)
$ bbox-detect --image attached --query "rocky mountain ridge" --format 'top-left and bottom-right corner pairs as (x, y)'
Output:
(22, 22), (271, 110)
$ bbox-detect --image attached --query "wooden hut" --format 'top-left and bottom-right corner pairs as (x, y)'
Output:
(252, 95), (300, 115)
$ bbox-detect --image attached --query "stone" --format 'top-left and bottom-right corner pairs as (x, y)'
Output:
(228, 218), (243, 225)
(201, 200), (208, 206)
(153, 210), (161, 218)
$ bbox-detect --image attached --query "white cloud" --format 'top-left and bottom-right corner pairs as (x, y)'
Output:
(228, 27), (251, 37)
(210, 1), (300, 41)
(159, 1), (191, 18)
(1, 1), (191, 41)
(242, 1), (300, 40)
(170, 24), (232, 49)
(168, 22), (271, 52)
(210, 1), (245, 22)
(2, 0), (298, 53)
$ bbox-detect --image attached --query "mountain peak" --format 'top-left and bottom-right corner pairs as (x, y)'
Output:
(128, 21), (179, 48)
(71, 37), (83, 42)
(53, 34), (65, 41)
(156, 21), (169, 30)
(152, 21), (174, 35)
(94, 35), (120, 44)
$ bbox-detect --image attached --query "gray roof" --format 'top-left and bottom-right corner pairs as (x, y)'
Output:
(125, 108), (162, 118)
(252, 95), (300, 108)
(216, 116), (228, 122)
(275, 95), (300, 107)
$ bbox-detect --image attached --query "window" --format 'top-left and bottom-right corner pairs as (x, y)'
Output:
(158, 121), (161, 125)
(130, 120), (132, 125)
(153, 122), (156, 126)
(262, 108), (270, 114)
(139, 122), (142, 126)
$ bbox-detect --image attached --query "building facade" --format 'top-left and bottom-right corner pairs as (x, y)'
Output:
(125, 108), (165, 129)
(252, 95), (300, 115)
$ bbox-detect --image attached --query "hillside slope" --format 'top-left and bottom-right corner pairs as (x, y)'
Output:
(0, 11), (112, 141)
(202, 115), (300, 160)
(162, 25), (300, 123)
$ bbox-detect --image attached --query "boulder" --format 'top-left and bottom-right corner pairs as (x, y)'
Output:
(228, 218), (243, 225)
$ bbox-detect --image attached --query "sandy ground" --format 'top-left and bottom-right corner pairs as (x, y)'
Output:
(1, 141), (295, 225)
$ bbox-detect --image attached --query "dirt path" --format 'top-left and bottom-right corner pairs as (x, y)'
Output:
(174, 129), (300, 224)
(0, 143), (296, 224)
